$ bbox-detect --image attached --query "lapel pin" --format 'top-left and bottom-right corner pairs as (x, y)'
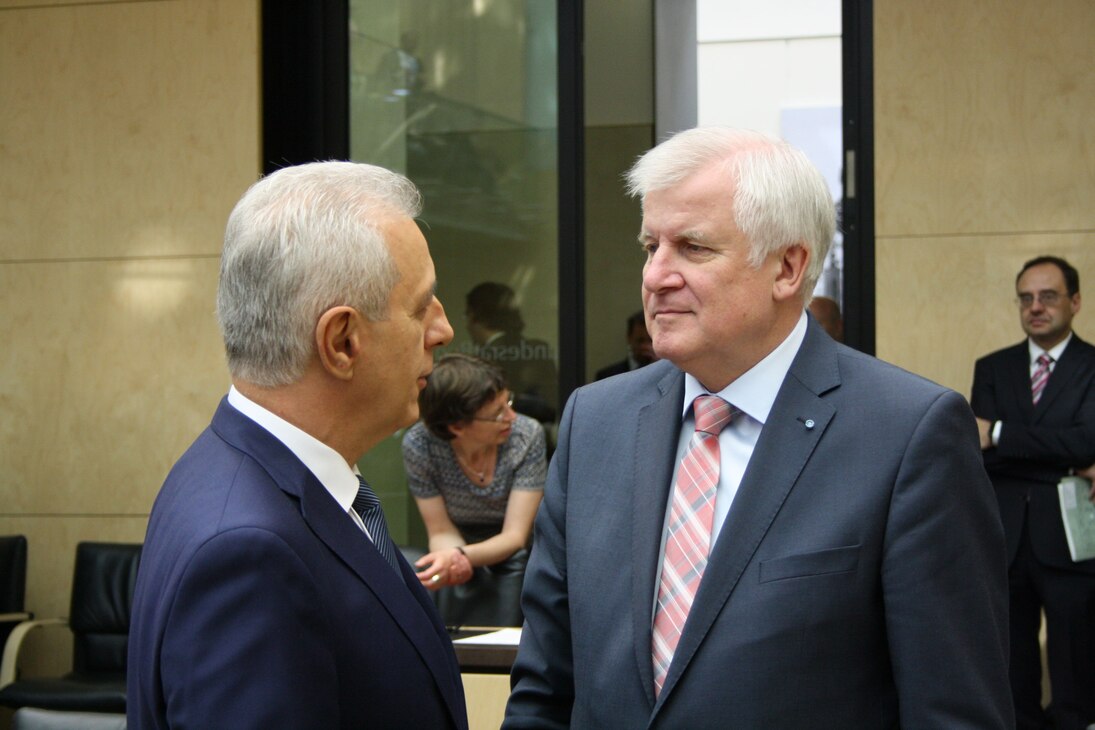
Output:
(797, 416), (816, 429)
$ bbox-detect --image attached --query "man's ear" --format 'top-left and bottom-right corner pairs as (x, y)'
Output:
(773, 244), (809, 302)
(315, 306), (362, 381)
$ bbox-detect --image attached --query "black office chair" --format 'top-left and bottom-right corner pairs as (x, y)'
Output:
(12, 707), (126, 730)
(0, 535), (31, 652)
(398, 544), (526, 628)
(433, 549), (527, 629)
(0, 542), (141, 713)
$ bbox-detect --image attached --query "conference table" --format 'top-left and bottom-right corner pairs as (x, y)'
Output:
(453, 627), (520, 729)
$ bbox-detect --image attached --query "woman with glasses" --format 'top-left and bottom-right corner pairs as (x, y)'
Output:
(402, 353), (546, 625)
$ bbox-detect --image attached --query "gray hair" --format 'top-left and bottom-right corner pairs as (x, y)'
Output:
(217, 161), (422, 387)
(625, 127), (835, 301)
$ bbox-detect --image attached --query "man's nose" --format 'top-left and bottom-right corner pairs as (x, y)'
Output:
(433, 301), (454, 346)
(643, 247), (683, 292)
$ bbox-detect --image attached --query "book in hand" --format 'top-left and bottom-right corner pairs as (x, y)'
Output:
(1058, 476), (1095, 562)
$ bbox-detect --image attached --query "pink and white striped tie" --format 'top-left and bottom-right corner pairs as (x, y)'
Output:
(652, 395), (735, 697)
(1031, 353), (1053, 404)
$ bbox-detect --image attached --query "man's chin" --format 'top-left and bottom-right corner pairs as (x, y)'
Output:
(399, 404), (420, 429)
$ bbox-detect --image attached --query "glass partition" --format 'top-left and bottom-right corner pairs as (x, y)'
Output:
(349, 0), (559, 544)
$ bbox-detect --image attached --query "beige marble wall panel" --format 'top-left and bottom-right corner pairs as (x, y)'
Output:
(0, 516), (148, 677)
(874, 0), (1095, 237)
(876, 233), (1095, 397)
(0, 0), (260, 260)
(0, 0), (135, 7)
(1, 257), (228, 515)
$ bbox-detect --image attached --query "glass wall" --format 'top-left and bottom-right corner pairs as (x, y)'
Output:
(348, 0), (559, 543)
(696, 0), (844, 304)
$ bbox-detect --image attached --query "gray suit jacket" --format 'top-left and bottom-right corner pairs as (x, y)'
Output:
(505, 320), (1012, 728)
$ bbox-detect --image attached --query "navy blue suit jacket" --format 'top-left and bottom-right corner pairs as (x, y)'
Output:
(506, 319), (1012, 728)
(972, 335), (1095, 570)
(127, 399), (467, 729)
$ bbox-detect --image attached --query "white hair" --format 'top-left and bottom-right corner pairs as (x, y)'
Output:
(626, 127), (836, 300)
(217, 161), (421, 387)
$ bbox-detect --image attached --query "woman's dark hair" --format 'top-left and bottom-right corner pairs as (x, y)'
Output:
(419, 353), (507, 440)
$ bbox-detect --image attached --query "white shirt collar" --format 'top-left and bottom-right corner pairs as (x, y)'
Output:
(1028, 332), (1072, 364)
(683, 310), (809, 425)
(226, 386), (360, 512)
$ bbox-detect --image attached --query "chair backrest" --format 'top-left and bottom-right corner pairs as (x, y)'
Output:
(0, 535), (28, 613)
(434, 548), (527, 628)
(69, 542), (141, 675)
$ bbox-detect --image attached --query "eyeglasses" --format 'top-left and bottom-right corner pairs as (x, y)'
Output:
(1017, 291), (1067, 309)
(472, 394), (515, 422)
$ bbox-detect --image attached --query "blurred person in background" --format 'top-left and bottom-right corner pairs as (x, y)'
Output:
(403, 353), (546, 626)
(595, 310), (658, 380)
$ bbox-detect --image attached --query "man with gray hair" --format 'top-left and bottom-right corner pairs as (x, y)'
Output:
(128, 162), (466, 729)
(505, 128), (1013, 727)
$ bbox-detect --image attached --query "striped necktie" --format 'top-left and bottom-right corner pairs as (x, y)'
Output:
(651, 395), (736, 697)
(353, 475), (401, 575)
(1031, 353), (1053, 404)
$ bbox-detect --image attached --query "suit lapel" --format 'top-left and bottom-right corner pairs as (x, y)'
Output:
(631, 367), (686, 706)
(654, 324), (839, 705)
(210, 400), (464, 726)
(299, 475), (465, 725)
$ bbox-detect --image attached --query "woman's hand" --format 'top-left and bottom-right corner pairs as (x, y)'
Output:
(415, 547), (474, 590)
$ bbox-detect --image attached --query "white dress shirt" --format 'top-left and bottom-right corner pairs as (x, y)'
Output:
(651, 312), (808, 616)
(227, 386), (374, 539)
(671, 311), (809, 547)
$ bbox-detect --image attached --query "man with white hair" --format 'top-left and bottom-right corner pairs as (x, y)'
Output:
(128, 162), (466, 729)
(505, 128), (1013, 728)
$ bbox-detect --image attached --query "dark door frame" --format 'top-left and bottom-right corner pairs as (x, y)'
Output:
(842, 0), (875, 354)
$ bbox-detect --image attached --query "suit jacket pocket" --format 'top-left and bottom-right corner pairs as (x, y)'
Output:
(758, 544), (860, 583)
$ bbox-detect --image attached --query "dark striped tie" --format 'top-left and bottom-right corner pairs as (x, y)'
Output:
(1031, 353), (1053, 404)
(352, 475), (401, 575)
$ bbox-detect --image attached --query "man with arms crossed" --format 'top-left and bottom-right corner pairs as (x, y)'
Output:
(128, 162), (467, 729)
(972, 255), (1095, 730)
(505, 127), (1012, 728)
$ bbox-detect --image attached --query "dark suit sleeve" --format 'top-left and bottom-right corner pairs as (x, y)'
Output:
(504, 395), (576, 729)
(974, 350), (1095, 470)
(160, 529), (339, 729)
(995, 383), (1095, 468)
(883, 389), (1013, 727)
(970, 355), (998, 421)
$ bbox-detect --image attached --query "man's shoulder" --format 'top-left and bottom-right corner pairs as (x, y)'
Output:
(975, 340), (1027, 367)
(594, 359), (629, 380)
(576, 359), (679, 408)
(825, 343), (957, 407)
(1064, 334), (1095, 360)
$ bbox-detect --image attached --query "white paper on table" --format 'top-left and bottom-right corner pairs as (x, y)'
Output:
(452, 627), (522, 646)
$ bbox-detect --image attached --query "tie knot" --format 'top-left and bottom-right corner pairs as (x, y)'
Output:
(1037, 353), (1053, 368)
(693, 395), (734, 436)
(353, 475), (381, 515)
